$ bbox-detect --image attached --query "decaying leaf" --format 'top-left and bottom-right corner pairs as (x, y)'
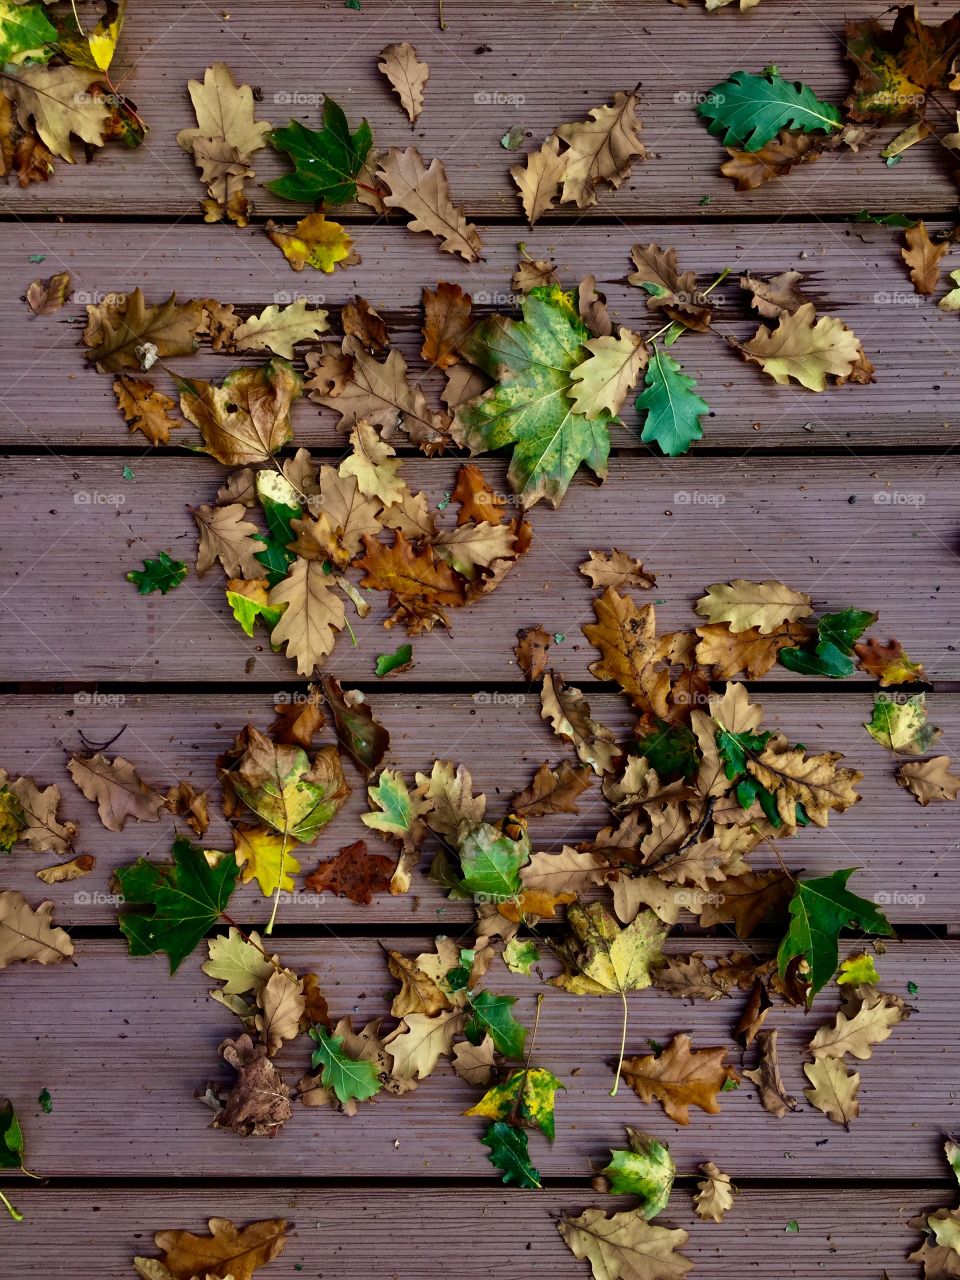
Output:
(743, 1028), (798, 1117)
(265, 213), (355, 273)
(741, 303), (863, 390)
(558, 1207), (693, 1279)
(114, 375), (183, 445)
(179, 360), (301, 466)
(621, 1033), (737, 1125)
(67, 752), (165, 832)
(134, 1213), (288, 1279)
(25, 271), (70, 316)
(512, 760), (592, 817)
(898, 756), (960, 805)
(579, 549), (655, 591)
(378, 42), (428, 125)
(515, 625), (552, 681)
(902, 221), (949, 296)
(209, 1034), (293, 1138)
(305, 839), (395, 905)
(695, 1162), (737, 1222)
(377, 146), (482, 262)
(803, 1055), (860, 1126)
(542, 670), (619, 776)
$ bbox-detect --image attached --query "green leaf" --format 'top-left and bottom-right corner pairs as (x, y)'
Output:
(854, 209), (917, 228)
(466, 1067), (565, 1139)
(716, 727), (773, 779)
(818, 609), (877, 653)
(865, 693), (939, 755)
(503, 937), (539, 975)
(375, 643), (413, 677)
(458, 285), (613, 508)
(458, 822), (530, 900)
(225, 587), (284, 639)
(633, 346), (709, 457)
(632, 720), (699, 782)
(465, 990), (528, 1059)
(254, 470), (299, 585)
(309, 1026), (382, 1105)
(945, 1137), (960, 1186)
(836, 952), (881, 987)
(0, 1098), (24, 1169)
(698, 70), (841, 152)
(777, 869), (894, 1003)
(602, 1129), (675, 1219)
(480, 1120), (542, 1188)
(779, 641), (854, 679)
(0, 785), (26, 853)
(0, 0), (56, 65)
(37, 1088), (51, 1115)
(268, 96), (374, 206)
(115, 836), (239, 973)
(360, 767), (427, 841)
(126, 551), (188, 595)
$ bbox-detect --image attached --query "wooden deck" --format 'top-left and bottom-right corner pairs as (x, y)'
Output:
(2, 2), (959, 1276)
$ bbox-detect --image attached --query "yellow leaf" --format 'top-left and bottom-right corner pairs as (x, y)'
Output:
(266, 213), (355, 273)
(742, 302), (862, 390)
(232, 826), (302, 896)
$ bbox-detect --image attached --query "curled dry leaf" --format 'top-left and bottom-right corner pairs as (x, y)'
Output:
(134, 1213), (288, 1279)
(721, 128), (821, 190)
(210, 1034), (293, 1138)
(376, 146), (482, 262)
(378, 42), (429, 125)
(515, 625), (552, 681)
(67, 752), (165, 832)
(36, 853), (96, 884)
(556, 88), (645, 209)
(114, 376), (182, 445)
(164, 781), (209, 837)
(0, 889), (74, 968)
(25, 271), (71, 316)
(695, 1162), (737, 1222)
(541, 670), (619, 776)
(85, 288), (203, 374)
(2, 772), (76, 855)
(743, 1028), (798, 1117)
(179, 359), (301, 466)
(320, 676), (390, 777)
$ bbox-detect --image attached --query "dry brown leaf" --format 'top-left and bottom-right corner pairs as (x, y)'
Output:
(902, 221), (949, 296)
(809, 992), (906, 1060)
(695, 620), (813, 678)
(137, 1209), (287, 1277)
(569, 328), (649, 418)
(451, 1035), (497, 1087)
(9, 64), (109, 162)
(697, 580), (813, 634)
(749, 733), (862, 827)
(255, 970), (305, 1056)
(26, 271), (70, 316)
(582, 588), (670, 718)
(521, 845), (606, 898)
(452, 463), (506, 526)
(422, 281), (473, 371)
(232, 300), (328, 359)
(208, 1035), (293, 1140)
(113, 375), (182, 445)
(356, 530), (466, 633)
(898, 756), (960, 805)
(695, 1162), (737, 1223)
(697, 869), (794, 938)
(855, 635), (925, 686)
(6, 774), (76, 855)
(558, 1208), (693, 1280)
(383, 1008), (464, 1081)
(35, 853), (95, 884)
(268, 558), (345, 675)
(342, 296), (390, 353)
(85, 288), (202, 374)
(0, 889), (74, 967)
(512, 257), (560, 292)
(192, 502), (264, 578)
(378, 42), (429, 124)
(579, 549), (655, 591)
(740, 270), (812, 319)
(179, 361), (300, 466)
(515, 625), (552, 681)
(622, 1033), (737, 1125)
(541, 670), (619, 776)
(627, 242), (711, 329)
(743, 1028), (798, 1118)
(305, 839), (395, 905)
(803, 1055), (860, 1126)
(67, 753), (165, 832)
(511, 760), (592, 817)
(721, 129), (821, 190)
(555, 89), (645, 207)
(740, 302), (863, 391)
(377, 146), (482, 261)
(510, 134), (567, 225)
(386, 949), (454, 1017)
(164, 781), (210, 837)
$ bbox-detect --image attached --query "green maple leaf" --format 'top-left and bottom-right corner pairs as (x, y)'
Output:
(465, 990), (528, 1060)
(480, 1120), (542, 1188)
(698, 70), (842, 152)
(602, 1128), (675, 1219)
(466, 1066), (565, 1140)
(0, 0), (56, 65)
(458, 286), (614, 508)
(268, 96), (374, 206)
(458, 822), (530, 899)
(116, 836), (240, 973)
(126, 551), (188, 595)
(309, 1026), (381, 1105)
(777, 869), (894, 1003)
(633, 346), (709, 457)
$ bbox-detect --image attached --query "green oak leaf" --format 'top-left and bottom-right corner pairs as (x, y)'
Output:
(777, 869), (894, 1003)
(854, 210), (917, 228)
(716, 727), (773, 779)
(0, 1098), (24, 1170)
(225, 586), (284, 639)
(360, 768), (425, 839)
(254, 469), (300, 585)
(375, 643), (413, 677)
(115, 836), (239, 973)
(480, 1120), (542, 1188)
(466, 1067), (565, 1140)
(126, 551), (188, 595)
(779, 640), (854, 679)
(634, 346), (709, 457)
(698, 70), (841, 152)
(457, 285), (614, 508)
(632, 721), (699, 782)
(268, 96), (374, 206)
(0, 0), (56, 65)
(458, 822), (531, 899)
(309, 1026), (382, 1105)
(602, 1128), (675, 1219)
(465, 990), (528, 1060)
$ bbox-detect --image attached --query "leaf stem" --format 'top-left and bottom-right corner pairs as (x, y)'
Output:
(265, 831), (288, 935)
(438, 0), (446, 29)
(609, 989), (629, 1097)
(0, 1189), (23, 1222)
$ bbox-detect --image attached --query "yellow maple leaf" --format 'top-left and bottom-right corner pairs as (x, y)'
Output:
(232, 826), (301, 896)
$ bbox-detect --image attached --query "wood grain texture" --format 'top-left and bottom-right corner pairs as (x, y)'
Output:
(0, 1185), (939, 1278)
(0, 455), (955, 683)
(2, 223), (958, 450)
(1, 937), (954, 1180)
(0, 691), (956, 927)
(0, 0), (955, 218)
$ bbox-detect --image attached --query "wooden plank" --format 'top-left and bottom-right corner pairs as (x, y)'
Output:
(1, 937), (953, 1179)
(0, 455), (954, 683)
(1, 223), (958, 450)
(0, 691), (956, 927)
(0, 1185), (939, 1278)
(0, 1), (954, 218)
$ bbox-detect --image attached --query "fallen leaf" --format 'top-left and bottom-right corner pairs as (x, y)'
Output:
(210, 1035), (293, 1138)
(135, 1214), (287, 1279)
(558, 1207), (693, 1279)
(384, 1007), (464, 1081)
(627, 242), (711, 329)
(179, 359), (301, 466)
(0, 889), (73, 968)
(203, 927), (276, 995)
(113, 375), (182, 445)
(898, 756), (960, 805)
(743, 1028), (798, 1117)
(809, 991), (906, 1060)
(633, 345), (709, 456)
(422, 281), (473, 371)
(305, 839), (395, 905)
(515, 625), (552, 680)
(902, 221), (949, 295)
(356, 530), (466, 633)
(855, 635), (925, 685)
(512, 760), (592, 817)
(481, 1119), (542, 1188)
(265, 212), (355, 273)
(5, 774), (76, 854)
(865, 692), (939, 755)
(192, 502), (263, 578)
(695, 1162), (737, 1222)
(844, 6), (960, 122)
(696, 620), (813, 678)
(232, 300), (328, 359)
(35, 853), (95, 884)
(67, 752), (165, 831)
(748, 733), (863, 827)
(597, 1128), (675, 1218)
(741, 303), (863, 390)
(698, 68), (840, 151)
(255, 969), (305, 1055)
(583, 588), (669, 718)
(85, 288), (202, 373)
(25, 270), (70, 315)
(803, 1055), (860, 1126)
(541, 670), (619, 775)
(268, 557), (346, 675)
(466, 1066), (565, 1139)
(740, 270), (813, 318)
(9, 64), (109, 161)
(164, 781), (209, 836)
(378, 41), (428, 124)
(452, 1036), (497, 1086)
(696, 579), (813, 634)
(721, 129), (821, 189)
(377, 145), (482, 261)
(511, 135), (567, 225)
(579, 549), (655, 590)
(554, 89), (646, 207)
(268, 94), (372, 206)
(233, 826), (302, 897)
(622, 1033), (737, 1125)
(452, 463), (506, 525)
(570, 328), (648, 418)
(308, 1025), (382, 1105)
(320, 676), (389, 777)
